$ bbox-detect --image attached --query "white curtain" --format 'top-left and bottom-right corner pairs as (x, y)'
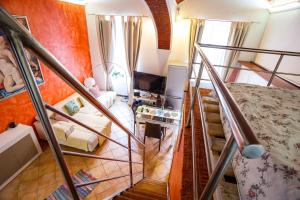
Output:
(96, 16), (115, 90)
(188, 19), (205, 79)
(224, 22), (251, 81)
(199, 21), (232, 79)
(123, 16), (142, 104)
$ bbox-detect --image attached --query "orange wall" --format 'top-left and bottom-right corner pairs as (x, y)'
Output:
(0, 0), (92, 133)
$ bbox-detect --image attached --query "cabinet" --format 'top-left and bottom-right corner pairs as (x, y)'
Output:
(0, 124), (42, 190)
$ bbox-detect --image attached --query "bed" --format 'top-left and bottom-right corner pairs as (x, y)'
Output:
(220, 83), (300, 200)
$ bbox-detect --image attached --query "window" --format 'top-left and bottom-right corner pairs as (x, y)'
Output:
(110, 16), (129, 96)
(193, 20), (232, 80)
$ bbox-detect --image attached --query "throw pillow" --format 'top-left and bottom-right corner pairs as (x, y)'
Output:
(64, 100), (80, 116)
(89, 87), (101, 98)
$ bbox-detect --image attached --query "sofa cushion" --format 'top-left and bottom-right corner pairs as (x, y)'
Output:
(66, 129), (98, 152)
(52, 121), (75, 141)
(73, 112), (110, 127)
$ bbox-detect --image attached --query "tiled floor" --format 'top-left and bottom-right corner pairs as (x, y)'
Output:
(0, 97), (179, 200)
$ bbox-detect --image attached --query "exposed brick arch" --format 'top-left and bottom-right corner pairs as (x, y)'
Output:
(176, 0), (185, 4)
(145, 0), (171, 50)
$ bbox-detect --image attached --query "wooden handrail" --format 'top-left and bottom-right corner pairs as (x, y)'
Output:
(195, 43), (265, 159)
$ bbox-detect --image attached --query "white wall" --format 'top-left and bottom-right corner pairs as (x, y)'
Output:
(255, 9), (300, 84)
(85, 0), (171, 89)
(85, 0), (272, 89)
(168, 0), (270, 66)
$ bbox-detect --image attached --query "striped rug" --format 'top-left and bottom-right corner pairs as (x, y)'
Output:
(46, 170), (97, 200)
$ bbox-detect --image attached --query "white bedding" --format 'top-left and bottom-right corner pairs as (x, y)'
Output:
(220, 83), (300, 200)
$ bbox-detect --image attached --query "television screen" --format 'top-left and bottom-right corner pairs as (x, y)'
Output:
(133, 71), (166, 95)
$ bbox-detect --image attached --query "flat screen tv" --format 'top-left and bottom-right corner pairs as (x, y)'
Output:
(133, 71), (166, 95)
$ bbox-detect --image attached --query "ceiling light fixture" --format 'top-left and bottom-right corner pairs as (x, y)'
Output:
(269, 0), (300, 13)
(176, 6), (183, 21)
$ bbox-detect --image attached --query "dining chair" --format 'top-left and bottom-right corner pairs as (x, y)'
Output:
(144, 122), (163, 151)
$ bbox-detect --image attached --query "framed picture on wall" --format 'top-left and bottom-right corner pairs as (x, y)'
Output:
(0, 16), (44, 101)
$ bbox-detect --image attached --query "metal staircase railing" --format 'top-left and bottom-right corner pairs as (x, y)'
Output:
(187, 42), (300, 200)
(0, 7), (145, 200)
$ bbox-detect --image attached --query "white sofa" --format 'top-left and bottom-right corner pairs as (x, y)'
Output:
(34, 93), (112, 152)
(96, 91), (117, 108)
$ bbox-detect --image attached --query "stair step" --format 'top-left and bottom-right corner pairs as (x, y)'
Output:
(219, 181), (239, 200)
(122, 191), (159, 200)
(203, 103), (220, 113)
(202, 96), (219, 105)
(134, 182), (167, 196)
(128, 188), (167, 200)
(212, 152), (235, 178)
(205, 112), (222, 123)
(140, 179), (167, 185)
(134, 184), (167, 196)
(113, 179), (167, 200)
(206, 123), (225, 137)
(210, 136), (226, 152)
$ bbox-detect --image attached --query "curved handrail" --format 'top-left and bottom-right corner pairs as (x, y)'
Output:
(0, 7), (144, 147)
(195, 42), (265, 159)
(199, 43), (300, 56)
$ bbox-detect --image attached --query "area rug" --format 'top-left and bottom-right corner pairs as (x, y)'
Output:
(46, 170), (97, 200)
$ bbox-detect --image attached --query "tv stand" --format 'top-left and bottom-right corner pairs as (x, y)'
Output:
(133, 90), (164, 106)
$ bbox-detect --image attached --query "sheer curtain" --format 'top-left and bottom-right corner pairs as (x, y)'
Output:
(195, 21), (232, 79)
(96, 16), (115, 90)
(123, 16), (142, 104)
(224, 22), (251, 81)
(188, 19), (205, 79)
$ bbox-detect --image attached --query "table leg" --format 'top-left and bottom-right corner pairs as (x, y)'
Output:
(136, 121), (140, 140)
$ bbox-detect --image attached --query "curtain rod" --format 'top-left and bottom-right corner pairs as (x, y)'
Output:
(184, 17), (260, 24)
(88, 13), (148, 18)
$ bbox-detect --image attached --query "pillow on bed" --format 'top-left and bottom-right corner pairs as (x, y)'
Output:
(89, 87), (101, 98)
(64, 100), (80, 116)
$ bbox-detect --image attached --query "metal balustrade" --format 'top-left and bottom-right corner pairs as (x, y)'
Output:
(0, 7), (145, 200)
(187, 42), (300, 200)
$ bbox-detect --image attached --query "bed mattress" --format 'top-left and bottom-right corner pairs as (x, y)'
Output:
(220, 83), (300, 200)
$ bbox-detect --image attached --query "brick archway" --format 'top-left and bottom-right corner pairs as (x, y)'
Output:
(145, 0), (171, 50)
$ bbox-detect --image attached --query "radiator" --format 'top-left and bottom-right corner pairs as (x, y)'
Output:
(0, 124), (42, 190)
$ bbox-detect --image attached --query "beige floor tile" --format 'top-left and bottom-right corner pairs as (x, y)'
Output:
(0, 188), (18, 200)
(37, 172), (56, 189)
(102, 161), (120, 174)
(38, 162), (56, 175)
(93, 181), (111, 195)
(37, 183), (57, 199)
(85, 158), (103, 169)
(87, 165), (107, 179)
(20, 166), (39, 182)
(18, 179), (38, 195)
(18, 191), (38, 200)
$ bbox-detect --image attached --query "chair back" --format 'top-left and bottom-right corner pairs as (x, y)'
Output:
(145, 122), (162, 139)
